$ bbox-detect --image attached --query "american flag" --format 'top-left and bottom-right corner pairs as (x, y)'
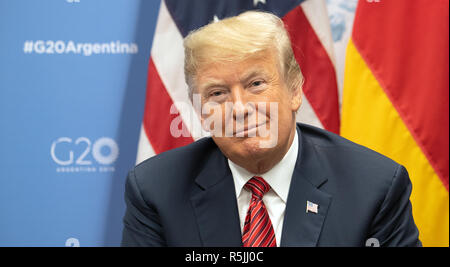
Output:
(136, 0), (339, 164)
(306, 201), (318, 213)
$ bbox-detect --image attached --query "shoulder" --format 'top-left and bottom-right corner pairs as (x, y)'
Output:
(129, 137), (218, 197)
(299, 123), (399, 167)
(297, 124), (419, 246)
(298, 123), (401, 188)
(134, 137), (216, 175)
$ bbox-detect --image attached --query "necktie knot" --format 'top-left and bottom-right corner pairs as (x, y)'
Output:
(244, 176), (270, 200)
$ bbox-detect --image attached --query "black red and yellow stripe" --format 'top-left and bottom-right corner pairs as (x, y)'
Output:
(342, 0), (449, 246)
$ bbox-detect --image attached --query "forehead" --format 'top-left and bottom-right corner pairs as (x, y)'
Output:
(195, 51), (280, 85)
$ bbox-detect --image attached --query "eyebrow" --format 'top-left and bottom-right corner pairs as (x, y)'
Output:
(199, 80), (228, 93)
(198, 68), (268, 92)
(240, 68), (268, 84)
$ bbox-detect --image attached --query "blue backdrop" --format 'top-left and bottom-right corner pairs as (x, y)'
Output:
(0, 0), (161, 246)
(0, 0), (354, 247)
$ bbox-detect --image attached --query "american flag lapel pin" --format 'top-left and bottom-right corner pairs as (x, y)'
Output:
(306, 201), (318, 214)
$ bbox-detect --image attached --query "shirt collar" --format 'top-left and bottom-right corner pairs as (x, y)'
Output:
(228, 130), (299, 203)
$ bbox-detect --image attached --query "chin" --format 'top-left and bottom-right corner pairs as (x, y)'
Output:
(241, 136), (265, 149)
(213, 131), (281, 162)
(233, 136), (274, 160)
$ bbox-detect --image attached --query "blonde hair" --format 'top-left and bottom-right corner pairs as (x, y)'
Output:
(183, 11), (303, 98)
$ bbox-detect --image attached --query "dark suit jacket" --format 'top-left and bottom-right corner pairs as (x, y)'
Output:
(121, 123), (421, 247)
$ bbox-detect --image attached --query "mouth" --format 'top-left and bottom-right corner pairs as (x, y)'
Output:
(234, 121), (267, 137)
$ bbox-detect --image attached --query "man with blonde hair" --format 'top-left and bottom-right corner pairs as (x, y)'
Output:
(121, 11), (421, 247)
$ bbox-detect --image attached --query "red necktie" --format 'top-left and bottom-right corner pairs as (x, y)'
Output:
(242, 176), (277, 247)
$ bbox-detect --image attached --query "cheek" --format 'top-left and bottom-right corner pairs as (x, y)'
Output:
(200, 102), (226, 133)
(260, 89), (292, 115)
(267, 91), (295, 129)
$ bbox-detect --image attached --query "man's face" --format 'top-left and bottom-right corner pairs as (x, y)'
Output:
(194, 50), (302, 167)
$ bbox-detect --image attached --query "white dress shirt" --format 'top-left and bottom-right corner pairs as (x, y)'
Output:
(228, 131), (299, 247)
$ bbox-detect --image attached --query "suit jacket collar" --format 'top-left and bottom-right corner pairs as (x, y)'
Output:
(190, 146), (243, 246)
(280, 123), (332, 246)
(192, 146), (231, 191)
(293, 123), (328, 187)
(190, 123), (332, 247)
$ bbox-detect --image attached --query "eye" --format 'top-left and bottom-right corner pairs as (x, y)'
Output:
(248, 79), (267, 93)
(210, 91), (224, 97)
(251, 80), (264, 87)
(206, 89), (228, 102)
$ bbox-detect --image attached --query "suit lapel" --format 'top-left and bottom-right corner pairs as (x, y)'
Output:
(190, 148), (242, 247)
(280, 125), (332, 247)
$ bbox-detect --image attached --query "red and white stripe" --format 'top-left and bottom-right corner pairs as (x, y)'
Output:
(136, 0), (339, 164)
(242, 176), (276, 247)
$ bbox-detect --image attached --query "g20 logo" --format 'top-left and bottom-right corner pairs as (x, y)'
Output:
(51, 137), (119, 166)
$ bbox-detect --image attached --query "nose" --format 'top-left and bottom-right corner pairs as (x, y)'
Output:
(231, 86), (251, 121)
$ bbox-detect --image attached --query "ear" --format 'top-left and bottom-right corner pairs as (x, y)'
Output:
(290, 85), (302, 112)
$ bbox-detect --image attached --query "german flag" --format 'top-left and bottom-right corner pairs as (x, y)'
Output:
(341, 0), (449, 246)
